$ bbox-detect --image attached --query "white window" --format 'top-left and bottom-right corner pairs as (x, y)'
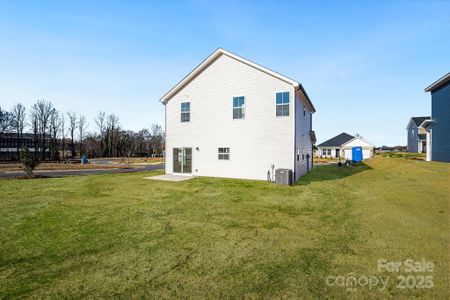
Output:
(276, 92), (289, 117)
(327, 149), (331, 155)
(218, 147), (230, 160)
(181, 102), (190, 122)
(233, 96), (245, 119)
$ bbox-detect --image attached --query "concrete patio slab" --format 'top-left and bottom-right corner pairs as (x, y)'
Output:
(144, 174), (193, 181)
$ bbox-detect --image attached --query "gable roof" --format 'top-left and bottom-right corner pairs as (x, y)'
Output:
(341, 136), (374, 148)
(411, 116), (431, 127)
(159, 48), (315, 112)
(425, 72), (450, 92)
(318, 133), (354, 147)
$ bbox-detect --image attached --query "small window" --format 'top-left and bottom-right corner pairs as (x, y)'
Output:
(181, 102), (190, 122)
(218, 147), (230, 160)
(233, 96), (245, 119)
(296, 146), (300, 161)
(327, 149), (331, 155)
(276, 92), (289, 117)
(303, 104), (306, 116)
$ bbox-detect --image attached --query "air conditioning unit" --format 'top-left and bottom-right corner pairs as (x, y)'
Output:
(275, 169), (292, 185)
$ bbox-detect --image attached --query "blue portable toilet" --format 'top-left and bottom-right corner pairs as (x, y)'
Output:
(352, 147), (363, 162)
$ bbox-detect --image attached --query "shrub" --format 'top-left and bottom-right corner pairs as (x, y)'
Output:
(19, 147), (39, 177)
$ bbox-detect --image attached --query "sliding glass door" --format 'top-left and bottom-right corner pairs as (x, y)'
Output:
(173, 148), (192, 174)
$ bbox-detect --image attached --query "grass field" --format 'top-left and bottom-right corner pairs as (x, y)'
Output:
(376, 151), (426, 160)
(0, 157), (448, 298)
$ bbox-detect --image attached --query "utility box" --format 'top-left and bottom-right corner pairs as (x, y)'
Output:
(275, 169), (292, 185)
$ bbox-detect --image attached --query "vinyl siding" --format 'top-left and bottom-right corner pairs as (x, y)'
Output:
(317, 147), (339, 158)
(431, 83), (450, 162)
(165, 53), (295, 180)
(340, 138), (374, 159)
(294, 91), (313, 180)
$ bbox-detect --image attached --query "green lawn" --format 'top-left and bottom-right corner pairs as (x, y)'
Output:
(0, 157), (448, 299)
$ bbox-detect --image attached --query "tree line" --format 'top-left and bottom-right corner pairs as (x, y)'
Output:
(0, 100), (164, 160)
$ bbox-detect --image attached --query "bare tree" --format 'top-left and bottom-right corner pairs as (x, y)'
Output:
(12, 103), (26, 157)
(49, 110), (61, 160)
(77, 115), (88, 155)
(67, 112), (78, 158)
(106, 114), (119, 157)
(32, 100), (55, 160)
(149, 123), (164, 155)
(30, 109), (39, 159)
(0, 106), (14, 134)
(95, 111), (106, 156)
(60, 114), (66, 159)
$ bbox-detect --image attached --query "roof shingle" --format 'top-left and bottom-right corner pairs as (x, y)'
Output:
(318, 133), (355, 147)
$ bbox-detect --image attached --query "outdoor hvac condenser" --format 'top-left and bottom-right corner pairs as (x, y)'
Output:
(275, 169), (292, 185)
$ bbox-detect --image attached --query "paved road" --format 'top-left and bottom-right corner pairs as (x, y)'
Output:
(0, 163), (164, 179)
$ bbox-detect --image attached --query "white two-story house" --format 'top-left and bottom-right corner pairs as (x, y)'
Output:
(160, 48), (316, 181)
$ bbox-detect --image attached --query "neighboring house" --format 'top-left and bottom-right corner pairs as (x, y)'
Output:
(406, 116), (430, 153)
(160, 48), (316, 181)
(422, 72), (450, 162)
(317, 132), (374, 160)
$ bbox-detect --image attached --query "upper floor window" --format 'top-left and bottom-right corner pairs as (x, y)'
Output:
(276, 92), (289, 117)
(181, 102), (190, 122)
(303, 103), (306, 116)
(233, 96), (245, 119)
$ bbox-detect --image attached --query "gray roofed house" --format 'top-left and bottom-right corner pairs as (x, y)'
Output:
(317, 132), (374, 160)
(406, 116), (430, 153)
(318, 132), (354, 147)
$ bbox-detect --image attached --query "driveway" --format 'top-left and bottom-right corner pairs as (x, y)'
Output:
(0, 163), (164, 179)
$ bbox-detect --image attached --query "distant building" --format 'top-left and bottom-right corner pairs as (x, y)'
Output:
(0, 133), (50, 160)
(317, 132), (374, 160)
(422, 72), (450, 162)
(406, 116), (430, 153)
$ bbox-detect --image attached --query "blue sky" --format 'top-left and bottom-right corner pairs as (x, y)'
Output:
(1, 0), (449, 145)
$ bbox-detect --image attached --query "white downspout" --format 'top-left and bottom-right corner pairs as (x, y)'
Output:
(426, 130), (432, 161)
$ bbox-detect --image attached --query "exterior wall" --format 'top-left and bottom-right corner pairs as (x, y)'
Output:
(340, 138), (374, 160)
(341, 147), (372, 159)
(165, 54), (295, 180)
(317, 147), (339, 158)
(294, 91), (313, 180)
(431, 83), (450, 162)
(407, 122), (419, 153)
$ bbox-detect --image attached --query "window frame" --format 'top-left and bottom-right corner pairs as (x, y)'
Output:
(232, 96), (245, 119)
(218, 147), (230, 160)
(181, 102), (190, 122)
(276, 92), (290, 117)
